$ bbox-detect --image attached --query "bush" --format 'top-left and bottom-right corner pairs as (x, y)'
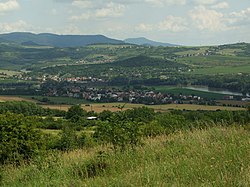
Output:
(94, 113), (142, 151)
(54, 125), (92, 151)
(0, 113), (45, 164)
(140, 121), (165, 137)
(66, 105), (87, 121)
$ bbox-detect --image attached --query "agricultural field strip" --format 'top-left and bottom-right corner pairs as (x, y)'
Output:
(0, 96), (245, 112)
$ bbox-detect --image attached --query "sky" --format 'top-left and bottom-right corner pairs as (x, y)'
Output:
(0, 0), (250, 45)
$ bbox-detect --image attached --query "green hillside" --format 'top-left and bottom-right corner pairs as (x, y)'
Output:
(113, 55), (185, 68)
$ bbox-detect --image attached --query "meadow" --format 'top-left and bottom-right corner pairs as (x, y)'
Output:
(1, 125), (249, 186)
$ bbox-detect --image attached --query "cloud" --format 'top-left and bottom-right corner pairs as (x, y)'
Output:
(70, 13), (90, 21)
(0, 0), (19, 13)
(95, 2), (125, 18)
(145, 0), (186, 6)
(192, 0), (217, 5)
(229, 7), (250, 27)
(70, 2), (126, 21)
(158, 16), (188, 32)
(135, 23), (154, 32)
(72, 0), (94, 9)
(211, 2), (229, 9)
(135, 16), (187, 32)
(0, 20), (29, 32)
(231, 7), (250, 18)
(189, 6), (226, 31)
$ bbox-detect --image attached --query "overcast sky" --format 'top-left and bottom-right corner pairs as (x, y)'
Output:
(0, 0), (250, 45)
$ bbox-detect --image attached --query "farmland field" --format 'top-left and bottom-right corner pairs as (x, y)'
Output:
(0, 69), (21, 77)
(154, 86), (226, 99)
(0, 95), (246, 112)
(190, 65), (250, 75)
(42, 103), (246, 112)
(22, 96), (91, 105)
(0, 95), (35, 102)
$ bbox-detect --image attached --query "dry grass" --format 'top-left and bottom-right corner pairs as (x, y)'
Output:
(42, 103), (246, 112)
(40, 104), (71, 111)
(0, 96), (35, 103)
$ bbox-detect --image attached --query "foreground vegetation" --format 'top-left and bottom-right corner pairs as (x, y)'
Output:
(0, 101), (250, 186)
(1, 125), (250, 186)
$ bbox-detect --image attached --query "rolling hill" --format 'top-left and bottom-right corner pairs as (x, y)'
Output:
(0, 32), (124, 47)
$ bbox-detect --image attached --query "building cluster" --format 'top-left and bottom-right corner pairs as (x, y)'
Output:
(45, 86), (204, 105)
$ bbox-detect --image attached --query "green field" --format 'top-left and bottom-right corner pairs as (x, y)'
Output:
(174, 47), (209, 56)
(190, 65), (250, 75)
(178, 55), (250, 67)
(154, 86), (226, 100)
(0, 69), (21, 77)
(22, 96), (92, 105)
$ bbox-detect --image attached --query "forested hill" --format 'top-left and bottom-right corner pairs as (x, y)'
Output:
(0, 32), (124, 47)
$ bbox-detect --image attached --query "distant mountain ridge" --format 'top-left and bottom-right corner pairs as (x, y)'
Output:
(0, 32), (124, 47)
(124, 37), (178, 47)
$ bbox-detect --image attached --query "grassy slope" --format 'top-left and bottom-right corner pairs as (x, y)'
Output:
(1, 125), (250, 186)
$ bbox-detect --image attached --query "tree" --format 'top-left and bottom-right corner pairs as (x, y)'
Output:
(0, 113), (45, 164)
(94, 113), (141, 151)
(66, 104), (87, 121)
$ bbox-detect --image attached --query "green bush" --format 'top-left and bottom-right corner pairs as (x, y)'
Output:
(94, 113), (142, 151)
(140, 120), (165, 137)
(0, 113), (45, 164)
(66, 105), (87, 121)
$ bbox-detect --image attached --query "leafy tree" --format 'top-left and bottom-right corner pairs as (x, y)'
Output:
(124, 107), (155, 123)
(66, 104), (87, 121)
(94, 113), (141, 151)
(56, 126), (78, 151)
(98, 110), (113, 121)
(0, 113), (45, 164)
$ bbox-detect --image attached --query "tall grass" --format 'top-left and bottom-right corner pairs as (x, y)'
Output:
(1, 125), (250, 186)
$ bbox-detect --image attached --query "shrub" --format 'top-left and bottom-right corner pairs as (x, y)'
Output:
(94, 113), (142, 151)
(140, 120), (165, 137)
(0, 113), (45, 164)
(55, 126), (78, 151)
(66, 105), (87, 121)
